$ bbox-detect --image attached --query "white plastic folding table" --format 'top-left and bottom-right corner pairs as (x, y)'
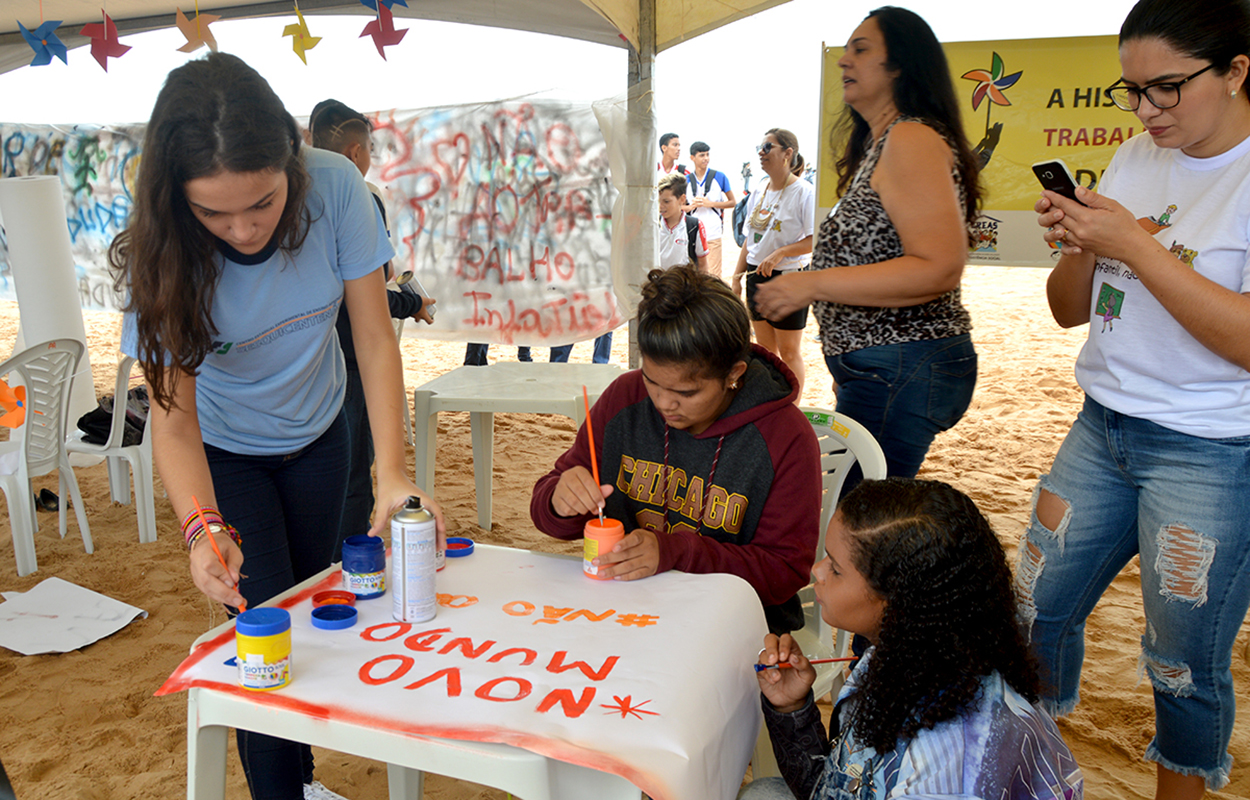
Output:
(165, 544), (767, 800)
(411, 362), (622, 528)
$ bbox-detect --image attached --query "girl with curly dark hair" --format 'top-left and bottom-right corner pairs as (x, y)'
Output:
(111, 53), (442, 800)
(743, 479), (1083, 800)
(531, 265), (821, 634)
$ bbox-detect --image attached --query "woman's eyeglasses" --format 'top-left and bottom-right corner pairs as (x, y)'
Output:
(1106, 64), (1215, 111)
(755, 142), (776, 155)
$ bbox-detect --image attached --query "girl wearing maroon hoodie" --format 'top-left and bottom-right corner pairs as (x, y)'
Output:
(531, 266), (821, 633)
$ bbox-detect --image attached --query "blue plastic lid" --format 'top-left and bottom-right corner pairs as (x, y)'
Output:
(445, 537), (474, 558)
(311, 605), (358, 630)
(236, 607), (291, 637)
(343, 534), (384, 552)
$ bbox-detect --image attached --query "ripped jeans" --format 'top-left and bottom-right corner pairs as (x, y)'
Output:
(1015, 396), (1250, 789)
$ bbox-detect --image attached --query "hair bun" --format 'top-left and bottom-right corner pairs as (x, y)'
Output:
(641, 266), (702, 319)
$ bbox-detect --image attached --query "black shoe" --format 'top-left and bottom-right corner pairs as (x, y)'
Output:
(37, 488), (59, 512)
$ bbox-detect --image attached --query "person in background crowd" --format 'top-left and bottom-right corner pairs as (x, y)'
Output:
(309, 98), (434, 562)
(731, 128), (815, 402)
(658, 131), (686, 175)
(658, 173), (709, 271)
(684, 141), (737, 279)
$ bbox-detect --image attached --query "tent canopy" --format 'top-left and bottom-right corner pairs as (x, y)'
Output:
(0, 0), (789, 75)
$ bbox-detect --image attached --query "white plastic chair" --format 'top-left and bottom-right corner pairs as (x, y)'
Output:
(751, 407), (887, 778)
(0, 339), (93, 576)
(65, 355), (157, 545)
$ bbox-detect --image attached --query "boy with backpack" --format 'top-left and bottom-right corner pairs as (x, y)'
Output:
(684, 141), (736, 279)
(657, 173), (708, 271)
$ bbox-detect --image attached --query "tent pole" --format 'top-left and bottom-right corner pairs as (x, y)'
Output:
(626, 0), (655, 370)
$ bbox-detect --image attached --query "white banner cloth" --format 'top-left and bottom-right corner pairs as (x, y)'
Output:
(159, 545), (767, 800)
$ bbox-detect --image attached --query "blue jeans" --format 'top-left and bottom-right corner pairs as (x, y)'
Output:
(464, 343), (532, 364)
(549, 332), (613, 364)
(204, 412), (349, 800)
(824, 334), (977, 478)
(337, 368), (373, 562)
(1016, 396), (1250, 789)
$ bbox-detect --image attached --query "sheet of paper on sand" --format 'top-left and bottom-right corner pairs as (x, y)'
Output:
(0, 576), (147, 655)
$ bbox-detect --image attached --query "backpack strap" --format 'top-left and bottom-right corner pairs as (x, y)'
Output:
(685, 215), (701, 264)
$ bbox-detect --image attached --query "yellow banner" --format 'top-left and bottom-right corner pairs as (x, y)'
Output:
(818, 35), (1132, 266)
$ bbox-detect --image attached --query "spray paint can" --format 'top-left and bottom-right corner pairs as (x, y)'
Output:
(391, 496), (437, 622)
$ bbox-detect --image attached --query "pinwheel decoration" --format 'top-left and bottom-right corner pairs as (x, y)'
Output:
(961, 52), (1023, 130)
(18, 19), (68, 67)
(175, 6), (220, 53)
(0, 380), (28, 429)
(80, 10), (132, 72)
(282, 4), (321, 64)
(360, 5), (406, 60)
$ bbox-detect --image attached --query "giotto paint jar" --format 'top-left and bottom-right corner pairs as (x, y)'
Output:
(391, 496), (437, 622)
(341, 534), (386, 599)
(235, 608), (291, 691)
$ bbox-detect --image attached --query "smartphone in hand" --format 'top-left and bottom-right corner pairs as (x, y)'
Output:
(1032, 159), (1084, 204)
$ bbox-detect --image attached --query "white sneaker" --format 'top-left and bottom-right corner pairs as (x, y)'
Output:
(304, 781), (351, 800)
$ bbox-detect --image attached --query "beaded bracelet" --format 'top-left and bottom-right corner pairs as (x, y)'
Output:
(181, 505), (222, 538)
(187, 522), (243, 552)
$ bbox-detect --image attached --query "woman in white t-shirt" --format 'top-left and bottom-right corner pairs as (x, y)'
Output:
(731, 128), (815, 399)
(1030, 1), (1250, 796)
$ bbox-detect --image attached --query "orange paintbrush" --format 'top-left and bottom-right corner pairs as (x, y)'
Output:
(582, 386), (604, 525)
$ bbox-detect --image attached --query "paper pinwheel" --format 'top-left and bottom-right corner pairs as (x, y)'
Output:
(282, 6), (321, 64)
(80, 11), (132, 72)
(0, 380), (28, 429)
(18, 20), (68, 67)
(360, 5), (406, 60)
(175, 7), (220, 53)
(358, 0), (409, 11)
(962, 52), (1023, 112)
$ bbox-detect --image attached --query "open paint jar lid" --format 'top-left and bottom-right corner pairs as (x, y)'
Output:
(311, 604), (358, 630)
(312, 590), (357, 608)
(446, 537), (474, 558)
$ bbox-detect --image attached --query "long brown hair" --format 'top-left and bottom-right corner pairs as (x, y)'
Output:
(831, 6), (982, 237)
(110, 52), (311, 409)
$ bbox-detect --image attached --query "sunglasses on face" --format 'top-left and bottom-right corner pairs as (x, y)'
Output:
(756, 142), (776, 155)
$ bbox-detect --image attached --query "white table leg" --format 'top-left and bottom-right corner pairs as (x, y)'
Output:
(469, 411), (494, 529)
(386, 762), (424, 800)
(412, 390), (437, 493)
(186, 691), (228, 800)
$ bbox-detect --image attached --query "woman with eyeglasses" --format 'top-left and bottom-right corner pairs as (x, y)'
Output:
(753, 7), (980, 480)
(730, 129), (815, 401)
(1029, 0), (1250, 796)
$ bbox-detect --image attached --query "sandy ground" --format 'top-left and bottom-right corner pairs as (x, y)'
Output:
(0, 264), (1246, 799)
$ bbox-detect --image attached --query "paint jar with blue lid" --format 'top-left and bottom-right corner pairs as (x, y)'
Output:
(235, 608), (291, 691)
(342, 534), (386, 599)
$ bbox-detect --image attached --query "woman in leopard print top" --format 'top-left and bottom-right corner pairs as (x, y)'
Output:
(754, 6), (982, 478)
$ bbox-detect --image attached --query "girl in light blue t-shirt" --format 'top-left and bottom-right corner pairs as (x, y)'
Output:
(111, 53), (443, 800)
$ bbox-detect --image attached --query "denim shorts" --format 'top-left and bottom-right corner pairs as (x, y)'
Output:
(824, 334), (977, 478)
(1015, 395), (1250, 789)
